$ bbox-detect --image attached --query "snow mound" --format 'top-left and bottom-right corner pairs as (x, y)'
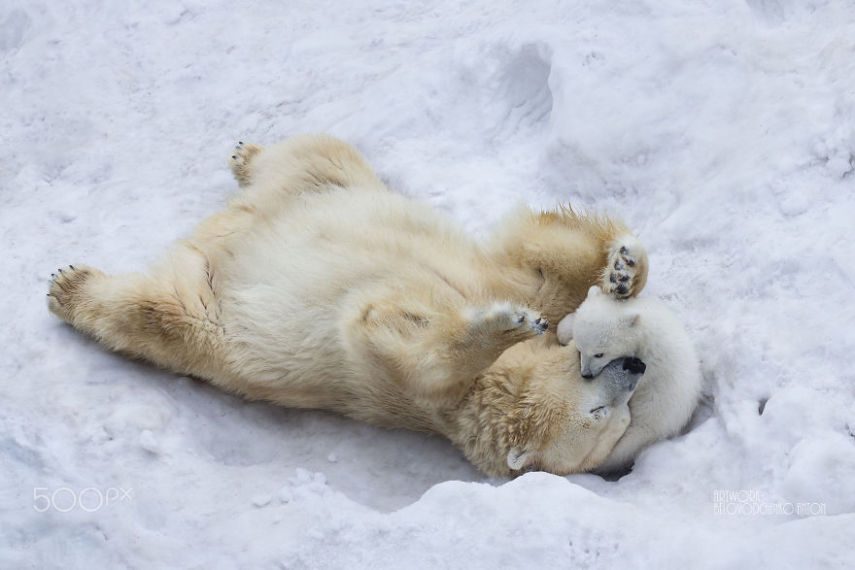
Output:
(2, 0), (854, 567)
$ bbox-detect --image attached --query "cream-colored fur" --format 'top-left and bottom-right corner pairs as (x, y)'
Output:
(47, 135), (650, 476)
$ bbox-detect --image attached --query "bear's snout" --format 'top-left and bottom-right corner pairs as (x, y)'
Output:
(622, 357), (646, 375)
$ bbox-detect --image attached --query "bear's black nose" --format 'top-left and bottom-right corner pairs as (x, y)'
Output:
(622, 357), (646, 374)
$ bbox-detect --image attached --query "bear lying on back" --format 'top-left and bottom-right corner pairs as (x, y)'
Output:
(48, 135), (652, 476)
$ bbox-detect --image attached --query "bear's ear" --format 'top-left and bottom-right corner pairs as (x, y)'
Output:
(622, 313), (640, 328)
(556, 313), (575, 346)
(586, 285), (602, 298)
(507, 447), (538, 471)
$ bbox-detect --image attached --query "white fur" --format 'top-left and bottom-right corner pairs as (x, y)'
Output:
(559, 286), (702, 471)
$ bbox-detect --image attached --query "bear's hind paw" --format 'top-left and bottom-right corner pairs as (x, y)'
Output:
(47, 264), (100, 322)
(229, 141), (263, 187)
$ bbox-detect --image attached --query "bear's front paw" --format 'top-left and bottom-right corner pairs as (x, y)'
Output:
(604, 235), (648, 299)
(471, 302), (548, 335)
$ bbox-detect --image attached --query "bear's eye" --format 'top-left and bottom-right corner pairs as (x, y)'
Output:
(594, 353), (604, 358)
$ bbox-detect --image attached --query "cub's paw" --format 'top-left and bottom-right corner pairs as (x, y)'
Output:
(604, 235), (648, 299)
(471, 302), (548, 335)
(229, 141), (263, 186)
(47, 264), (100, 322)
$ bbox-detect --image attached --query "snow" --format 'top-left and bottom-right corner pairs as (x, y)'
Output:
(2, 0), (855, 567)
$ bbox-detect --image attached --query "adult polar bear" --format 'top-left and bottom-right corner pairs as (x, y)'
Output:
(48, 135), (650, 476)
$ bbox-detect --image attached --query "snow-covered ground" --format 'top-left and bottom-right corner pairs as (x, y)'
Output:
(3, 0), (855, 567)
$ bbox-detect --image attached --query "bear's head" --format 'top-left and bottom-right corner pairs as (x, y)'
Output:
(506, 355), (646, 474)
(560, 286), (643, 379)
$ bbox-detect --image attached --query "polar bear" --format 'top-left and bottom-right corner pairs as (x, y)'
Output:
(47, 134), (650, 476)
(557, 286), (702, 472)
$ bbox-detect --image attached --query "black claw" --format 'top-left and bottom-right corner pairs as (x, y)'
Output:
(609, 274), (617, 283)
(69, 264), (75, 270)
(614, 260), (624, 270)
(58, 268), (64, 274)
(232, 155), (237, 160)
(619, 246), (628, 254)
(626, 259), (636, 267)
(616, 284), (629, 295)
(238, 141), (243, 145)
(619, 275), (630, 282)
(51, 273), (56, 278)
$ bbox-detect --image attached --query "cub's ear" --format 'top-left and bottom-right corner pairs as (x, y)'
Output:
(507, 447), (538, 471)
(622, 313), (640, 328)
(556, 313), (575, 346)
(586, 285), (601, 298)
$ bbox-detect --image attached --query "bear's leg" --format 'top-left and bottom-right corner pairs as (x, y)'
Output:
(47, 253), (223, 377)
(228, 135), (387, 198)
(458, 302), (549, 355)
(357, 301), (547, 400)
(489, 208), (649, 321)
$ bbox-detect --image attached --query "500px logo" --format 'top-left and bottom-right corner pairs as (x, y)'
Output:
(33, 487), (134, 513)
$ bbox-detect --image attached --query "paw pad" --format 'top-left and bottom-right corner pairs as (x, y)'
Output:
(605, 237), (645, 299)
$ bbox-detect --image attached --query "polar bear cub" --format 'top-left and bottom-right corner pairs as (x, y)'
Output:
(557, 286), (702, 472)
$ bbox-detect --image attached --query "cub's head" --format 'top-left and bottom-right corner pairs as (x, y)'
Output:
(559, 286), (642, 378)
